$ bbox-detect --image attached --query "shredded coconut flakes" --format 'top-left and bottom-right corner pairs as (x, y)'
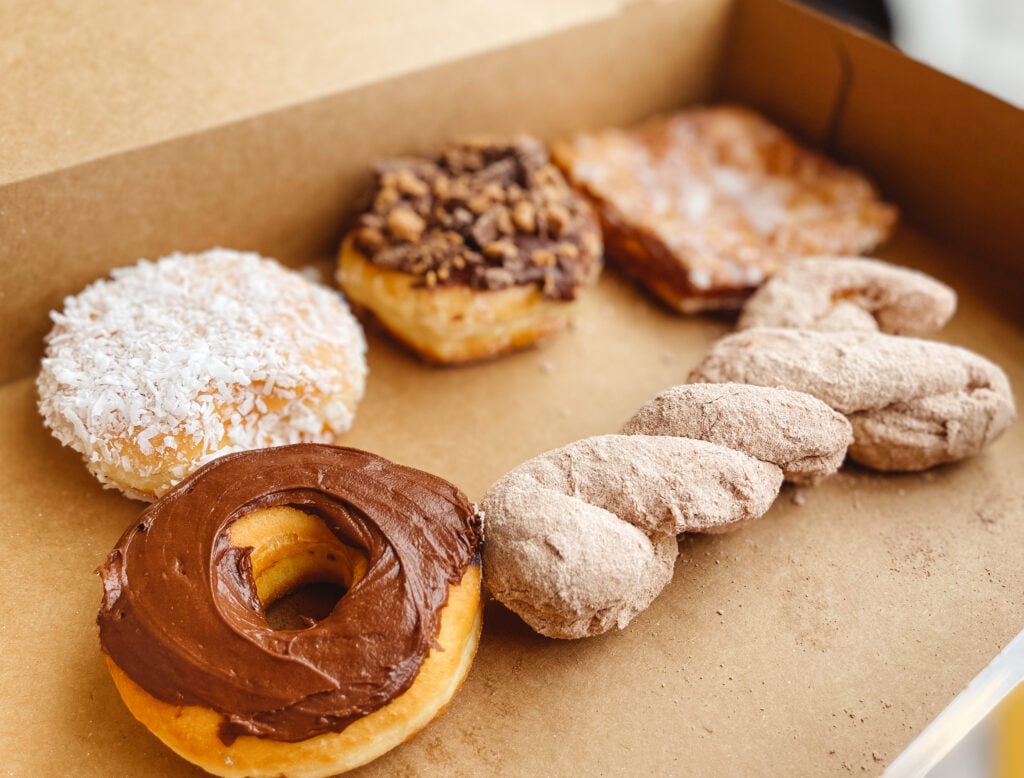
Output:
(37, 249), (367, 497)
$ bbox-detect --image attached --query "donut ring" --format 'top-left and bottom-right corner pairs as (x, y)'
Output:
(98, 444), (483, 777)
(38, 249), (367, 501)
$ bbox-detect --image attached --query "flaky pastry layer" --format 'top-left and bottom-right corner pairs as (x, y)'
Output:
(554, 105), (898, 312)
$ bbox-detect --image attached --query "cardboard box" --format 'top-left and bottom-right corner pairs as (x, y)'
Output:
(1, 0), (1022, 775)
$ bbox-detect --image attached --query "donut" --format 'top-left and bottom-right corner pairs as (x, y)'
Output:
(482, 383), (851, 638)
(689, 328), (1016, 471)
(553, 105), (899, 313)
(482, 434), (780, 638)
(97, 444), (483, 777)
(337, 137), (602, 364)
(38, 249), (367, 501)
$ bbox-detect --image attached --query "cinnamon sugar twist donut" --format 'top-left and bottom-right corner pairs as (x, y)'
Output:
(689, 328), (1016, 471)
(482, 384), (851, 638)
(485, 259), (1011, 640)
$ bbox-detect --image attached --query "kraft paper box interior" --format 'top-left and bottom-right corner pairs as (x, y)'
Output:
(1, 0), (1022, 775)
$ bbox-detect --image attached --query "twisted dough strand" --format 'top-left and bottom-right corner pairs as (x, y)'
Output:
(688, 328), (1016, 471)
(737, 256), (956, 335)
(483, 384), (850, 638)
(622, 383), (852, 484)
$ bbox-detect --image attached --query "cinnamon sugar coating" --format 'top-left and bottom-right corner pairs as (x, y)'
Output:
(737, 257), (956, 334)
(689, 328), (1016, 471)
(622, 383), (853, 484)
(482, 434), (781, 639)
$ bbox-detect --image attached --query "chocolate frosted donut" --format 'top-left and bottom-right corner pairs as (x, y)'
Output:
(98, 444), (483, 777)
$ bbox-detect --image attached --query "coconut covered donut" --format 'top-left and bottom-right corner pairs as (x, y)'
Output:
(98, 444), (484, 778)
(38, 249), (367, 500)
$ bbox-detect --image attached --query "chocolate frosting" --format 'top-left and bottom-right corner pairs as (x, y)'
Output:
(97, 444), (482, 744)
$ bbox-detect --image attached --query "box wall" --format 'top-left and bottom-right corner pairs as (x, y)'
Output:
(0, 0), (731, 384)
(717, 0), (1024, 303)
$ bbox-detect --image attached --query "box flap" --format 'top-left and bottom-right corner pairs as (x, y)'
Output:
(715, 0), (848, 146)
(0, 0), (629, 187)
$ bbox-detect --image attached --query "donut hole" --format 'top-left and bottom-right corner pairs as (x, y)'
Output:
(264, 582), (347, 631)
(228, 505), (370, 631)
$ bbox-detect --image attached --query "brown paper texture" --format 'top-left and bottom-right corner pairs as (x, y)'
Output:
(1, 1), (1022, 776)
(3, 228), (1022, 776)
(0, 0), (626, 187)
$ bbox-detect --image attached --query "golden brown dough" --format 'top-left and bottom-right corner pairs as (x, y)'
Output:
(554, 105), (898, 313)
(338, 235), (587, 364)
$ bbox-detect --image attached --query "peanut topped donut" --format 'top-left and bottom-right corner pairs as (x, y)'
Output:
(98, 444), (483, 778)
(38, 249), (367, 501)
(338, 137), (602, 363)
